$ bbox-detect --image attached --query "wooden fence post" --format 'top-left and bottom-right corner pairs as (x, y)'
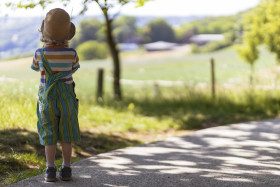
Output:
(153, 83), (161, 98)
(210, 58), (216, 100)
(97, 68), (104, 103)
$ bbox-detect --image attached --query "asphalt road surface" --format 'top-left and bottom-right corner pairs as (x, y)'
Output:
(9, 119), (280, 187)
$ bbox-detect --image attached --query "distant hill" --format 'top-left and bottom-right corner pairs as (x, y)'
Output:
(0, 17), (41, 58)
(0, 15), (203, 59)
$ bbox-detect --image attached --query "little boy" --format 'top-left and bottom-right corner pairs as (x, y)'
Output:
(31, 8), (80, 182)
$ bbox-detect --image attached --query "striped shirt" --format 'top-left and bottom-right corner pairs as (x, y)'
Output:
(31, 46), (80, 87)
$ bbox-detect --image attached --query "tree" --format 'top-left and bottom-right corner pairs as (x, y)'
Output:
(175, 14), (242, 43)
(236, 0), (280, 85)
(175, 28), (197, 43)
(71, 18), (104, 49)
(5, 0), (151, 100)
(238, 0), (280, 64)
(236, 41), (259, 85)
(114, 16), (137, 43)
(146, 18), (175, 43)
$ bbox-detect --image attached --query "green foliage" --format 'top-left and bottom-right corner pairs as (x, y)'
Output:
(1, 152), (46, 185)
(3, 0), (151, 10)
(114, 16), (137, 43)
(178, 15), (238, 34)
(135, 0), (152, 7)
(191, 44), (200, 53)
(137, 26), (151, 44)
(76, 40), (109, 60)
(176, 14), (242, 43)
(145, 18), (175, 43)
(193, 32), (236, 53)
(236, 42), (259, 66)
(238, 0), (280, 64)
(3, 0), (53, 10)
(71, 19), (104, 49)
(175, 28), (197, 43)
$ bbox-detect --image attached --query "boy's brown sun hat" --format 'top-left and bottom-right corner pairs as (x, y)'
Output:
(41, 8), (75, 42)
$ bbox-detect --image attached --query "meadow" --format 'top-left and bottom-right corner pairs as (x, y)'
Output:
(1, 45), (280, 185)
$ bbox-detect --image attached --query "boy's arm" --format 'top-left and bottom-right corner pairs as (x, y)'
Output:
(31, 52), (40, 72)
(72, 52), (80, 71)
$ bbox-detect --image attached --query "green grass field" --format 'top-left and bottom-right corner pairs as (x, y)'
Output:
(1, 46), (280, 186)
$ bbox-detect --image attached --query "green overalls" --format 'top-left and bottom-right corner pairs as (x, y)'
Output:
(37, 48), (80, 146)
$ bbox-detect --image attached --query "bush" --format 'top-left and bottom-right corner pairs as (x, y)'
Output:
(70, 19), (105, 49)
(76, 41), (109, 60)
(192, 32), (236, 53)
(198, 40), (231, 53)
(145, 18), (175, 43)
(191, 44), (200, 53)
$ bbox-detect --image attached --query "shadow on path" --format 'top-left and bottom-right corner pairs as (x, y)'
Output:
(9, 119), (280, 187)
(1, 129), (141, 186)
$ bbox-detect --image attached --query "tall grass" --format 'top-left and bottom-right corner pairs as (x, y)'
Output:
(1, 79), (278, 132)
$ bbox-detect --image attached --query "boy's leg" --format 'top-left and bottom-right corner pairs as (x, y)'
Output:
(45, 145), (56, 167)
(60, 142), (72, 181)
(61, 142), (72, 167)
(45, 145), (57, 182)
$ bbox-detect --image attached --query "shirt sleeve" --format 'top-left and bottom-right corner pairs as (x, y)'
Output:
(72, 52), (80, 71)
(31, 52), (40, 71)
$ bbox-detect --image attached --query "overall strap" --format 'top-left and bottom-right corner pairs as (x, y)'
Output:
(40, 48), (78, 98)
(43, 70), (77, 98)
(40, 48), (54, 75)
(40, 48), (78, 80)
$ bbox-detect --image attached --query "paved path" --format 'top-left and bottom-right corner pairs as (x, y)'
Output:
(9, 119), (280, 187)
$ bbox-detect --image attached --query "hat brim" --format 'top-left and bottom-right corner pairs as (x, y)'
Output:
(67, 22), (76, 40)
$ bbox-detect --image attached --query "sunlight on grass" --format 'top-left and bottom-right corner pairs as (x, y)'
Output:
(0, 153), (45, 185)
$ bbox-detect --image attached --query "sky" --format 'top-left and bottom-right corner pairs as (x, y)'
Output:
(0, 0), (260, 17)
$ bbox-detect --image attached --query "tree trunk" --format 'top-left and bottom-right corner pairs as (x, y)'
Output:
(103, 10), (122, 100)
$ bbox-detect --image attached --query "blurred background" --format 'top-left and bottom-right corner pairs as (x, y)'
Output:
(3, 0), (280, 185)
